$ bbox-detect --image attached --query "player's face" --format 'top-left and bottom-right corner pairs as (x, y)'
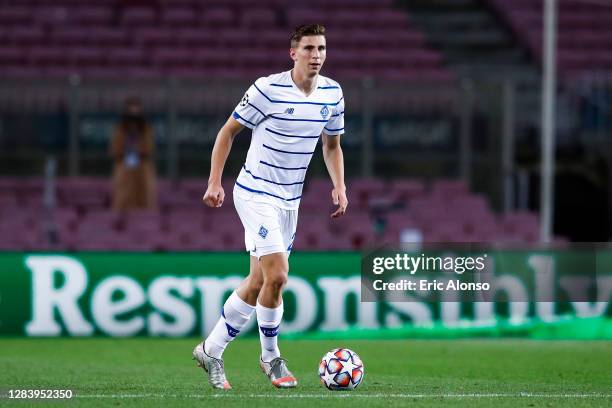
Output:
(291, 35), (326, 77)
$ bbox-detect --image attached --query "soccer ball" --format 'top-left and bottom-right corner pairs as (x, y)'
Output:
(318, 348), (364, 390)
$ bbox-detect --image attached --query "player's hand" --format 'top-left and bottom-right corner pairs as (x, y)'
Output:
(330, 187), (348, 218)
(203, 183), (225, 208)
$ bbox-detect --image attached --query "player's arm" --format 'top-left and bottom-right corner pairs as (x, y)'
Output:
(202, 117), (245, 207)
(322, 132), (348, 218)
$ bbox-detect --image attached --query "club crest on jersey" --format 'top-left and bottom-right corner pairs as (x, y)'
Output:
(258, 225), (268, 239)
(239, 92), (249, 107)
(320, 105), (329, 118)
(285, 107), (294, 114)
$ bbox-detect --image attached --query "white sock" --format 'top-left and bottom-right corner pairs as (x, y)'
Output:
(204, 291), (254, 359)
(256, 301), (283, 362)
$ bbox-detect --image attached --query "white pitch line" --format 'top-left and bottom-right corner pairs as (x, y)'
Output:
(75, 393), (612, 399)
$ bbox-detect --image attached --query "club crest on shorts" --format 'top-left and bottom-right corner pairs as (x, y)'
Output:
(258, 225), (268, 239)
(320, 105), (329, 118)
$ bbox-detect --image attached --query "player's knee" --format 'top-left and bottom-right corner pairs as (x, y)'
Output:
(265, 270), (288, 290)
(260, 253), (288, 289)
(247, 275), (263, 294)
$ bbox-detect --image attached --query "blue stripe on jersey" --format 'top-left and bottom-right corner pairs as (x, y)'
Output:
(266, 127), (319, 139)
(270, 83), (292, 88)
(243, 166), (304, 186)
(233, 111), (255, 126)
(263, 144), (314, 155)
(254, 83), (342, 106)
(235, 181), (302, 201)
(260, 160), (307, 171)
(269, 114), (327, 123)
(248, 102), (266, 117)
(331, 111), (345, 117)
(324, 126), (344, 132)
(318, 85), (339, 89)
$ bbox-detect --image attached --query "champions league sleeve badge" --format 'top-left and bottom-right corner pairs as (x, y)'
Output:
(239, 93), (249, 107)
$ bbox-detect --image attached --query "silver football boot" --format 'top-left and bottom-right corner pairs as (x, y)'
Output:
(192, 342), (231, 390)
(259, 356), (298, 388)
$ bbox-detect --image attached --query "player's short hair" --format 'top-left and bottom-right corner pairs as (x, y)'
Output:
(290, 24), (326, 48)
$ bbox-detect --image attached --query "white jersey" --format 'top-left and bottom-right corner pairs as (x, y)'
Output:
(232, 70), (345, 210)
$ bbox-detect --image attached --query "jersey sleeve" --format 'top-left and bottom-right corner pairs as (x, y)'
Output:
(323, 90), (345, 136)
(232, 77), (269, 129)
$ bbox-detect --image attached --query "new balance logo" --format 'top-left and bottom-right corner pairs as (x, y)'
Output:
(285, 107), (294, 114)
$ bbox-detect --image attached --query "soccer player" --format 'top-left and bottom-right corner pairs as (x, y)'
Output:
(192, 24), (347, 390)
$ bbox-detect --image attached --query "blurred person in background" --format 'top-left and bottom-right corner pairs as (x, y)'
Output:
(109, 97), (157, 210)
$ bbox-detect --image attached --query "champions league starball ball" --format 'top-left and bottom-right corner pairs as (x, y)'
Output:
(318, 348), (364, 390)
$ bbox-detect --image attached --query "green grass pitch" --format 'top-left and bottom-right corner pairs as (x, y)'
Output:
(0, 338), (610, 407)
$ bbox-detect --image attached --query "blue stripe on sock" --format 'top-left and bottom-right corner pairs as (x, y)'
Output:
(225, 322), (240, 337)
(259, 325), (279, 337)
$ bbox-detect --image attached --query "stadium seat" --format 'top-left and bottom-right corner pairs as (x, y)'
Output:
(70, 47), (106, 67)
(52, 27), (91, 46)
(152, 48), (194, 69)
(135, 27), (179, 48)
(71, 7), (114, 26)
(106, 47), (147, 67)
(0, 6), (31, 26)
(161, 7), (197, 26)
(88, 28), (128, 47)
(0, 47), (25, 65)
(9, 27), (46, 46)
(32, 6), (70, 26)
(202, 8), (234, 27)
(121, 7), (158, 26)
(287, 9), (330, 29)
(241, 8), (277, 28)
(176, 28), (215, 47)
(348, 178), (386, 209)
(28, 47), (67, 66)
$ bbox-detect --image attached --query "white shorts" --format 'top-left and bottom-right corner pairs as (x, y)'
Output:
(233, 186), (298, 259)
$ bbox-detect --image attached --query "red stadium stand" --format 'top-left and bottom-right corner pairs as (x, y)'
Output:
(489, 0), (612, 78)
(0, 177), (557, 251)
(0, 0), (452, 81)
